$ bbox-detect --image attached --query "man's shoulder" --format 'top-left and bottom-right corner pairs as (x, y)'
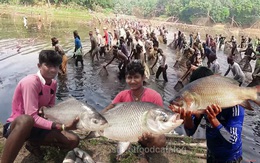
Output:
(144, 88), (161, 97)
(118, 89), (131, 95)
(20, 74), (38, 82)
(18, 74), (41, 88)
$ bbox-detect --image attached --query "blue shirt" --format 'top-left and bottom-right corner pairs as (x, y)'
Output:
(185, 105), (244, 162)
(74, 37), (82, 51)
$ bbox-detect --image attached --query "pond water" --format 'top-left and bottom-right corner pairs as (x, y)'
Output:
(0, 13), (259, 162)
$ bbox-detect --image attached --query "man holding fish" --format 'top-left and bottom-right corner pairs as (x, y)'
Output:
(169, 66), (260, 163)
(1, 50), (80, 163)
(102, 60), (172, 162)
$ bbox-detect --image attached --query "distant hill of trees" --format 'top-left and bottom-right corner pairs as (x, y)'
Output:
(1, 0), (260, 27)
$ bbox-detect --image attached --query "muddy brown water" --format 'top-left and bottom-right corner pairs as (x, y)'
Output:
(0, 13), (259, 162)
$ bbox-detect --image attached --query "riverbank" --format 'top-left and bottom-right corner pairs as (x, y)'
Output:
(0, 4), (259, 163)
(1, 4), (260, 40)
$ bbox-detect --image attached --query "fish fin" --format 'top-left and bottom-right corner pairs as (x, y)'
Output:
(117, 142), (131, 156)
(240, 101), (254, 111)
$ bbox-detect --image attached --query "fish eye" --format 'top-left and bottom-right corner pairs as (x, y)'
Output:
(92, 119), (98, 124)
(160, 112), (168, 122)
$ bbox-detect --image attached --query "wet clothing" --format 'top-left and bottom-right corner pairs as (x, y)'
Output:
(90, 36), (99, 59)
(120, 43), (129, 57)
(209, 60), (221, 74)
(156, 52), (168, 82)
(54, 44), (65, 56)
(239, 47), (256, 72)
(156, 64), (168, 82)
(104, 31), (109, 46)
(228, 62), (245, 84)
(219, 37), (225, 49)
(152, 37), (159, 48)
(112, 88), (163, 107)
(185, 105), (244, 162)
(74, 37), (83, 66)
(75, 55), (83, 66)
(96, 33), (103, 46)
(53, 44), (67, 74)
(74, 37), (82, 51)
(132, 39), (146, 54)
(6, 71), (56, 130)
(60, 55), (68, 74)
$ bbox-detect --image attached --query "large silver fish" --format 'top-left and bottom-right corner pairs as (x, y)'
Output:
(91, 102), (183, 155)
(43, 97), (108, 132)
(170, 75), (260, 112)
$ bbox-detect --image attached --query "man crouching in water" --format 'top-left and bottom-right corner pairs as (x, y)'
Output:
(102, 60), (166, 163)
(103, 45), (129, 79)
(1, 50), (79, 163)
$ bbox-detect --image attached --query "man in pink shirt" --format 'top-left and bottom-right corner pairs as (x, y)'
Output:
(1, 50), (79, 163)
(101, 60), (166, 162)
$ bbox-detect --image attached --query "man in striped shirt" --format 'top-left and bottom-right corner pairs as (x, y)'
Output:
(171, 67), (244, 163)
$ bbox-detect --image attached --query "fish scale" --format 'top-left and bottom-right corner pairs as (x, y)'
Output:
(100, 102), (183, 143)
(43, 97), (108, 132)
(172, 75), (259, 111)
(102, 102), (150, 142)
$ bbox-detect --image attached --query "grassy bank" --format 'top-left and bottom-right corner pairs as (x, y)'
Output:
(0, 4), (94, 21)
(0, 123), (206, 163)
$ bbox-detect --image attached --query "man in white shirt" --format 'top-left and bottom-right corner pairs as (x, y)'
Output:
(155, 46), (168, 82)
(224, 56), (245, 86)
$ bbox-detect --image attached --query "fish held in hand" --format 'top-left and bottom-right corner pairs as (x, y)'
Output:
(169, 75), (260, 112)
(100, 102), (183, 142)
(90, 102), (183, 155)
(43, 97), (108, 132)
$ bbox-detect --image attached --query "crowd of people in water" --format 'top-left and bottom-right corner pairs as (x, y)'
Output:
(2, 15), (260, 163)
(53, 16), (260, 88)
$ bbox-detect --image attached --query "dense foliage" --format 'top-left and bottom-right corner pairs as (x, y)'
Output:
(1, 0), (260, 26)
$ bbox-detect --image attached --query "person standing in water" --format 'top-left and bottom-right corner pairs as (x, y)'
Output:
(154, 46), (168, 82)
(89, 31), (99, 62)
(224, 56), (245, 86)
(51, 37), (68, 75)
(73, 30), (83, 67)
